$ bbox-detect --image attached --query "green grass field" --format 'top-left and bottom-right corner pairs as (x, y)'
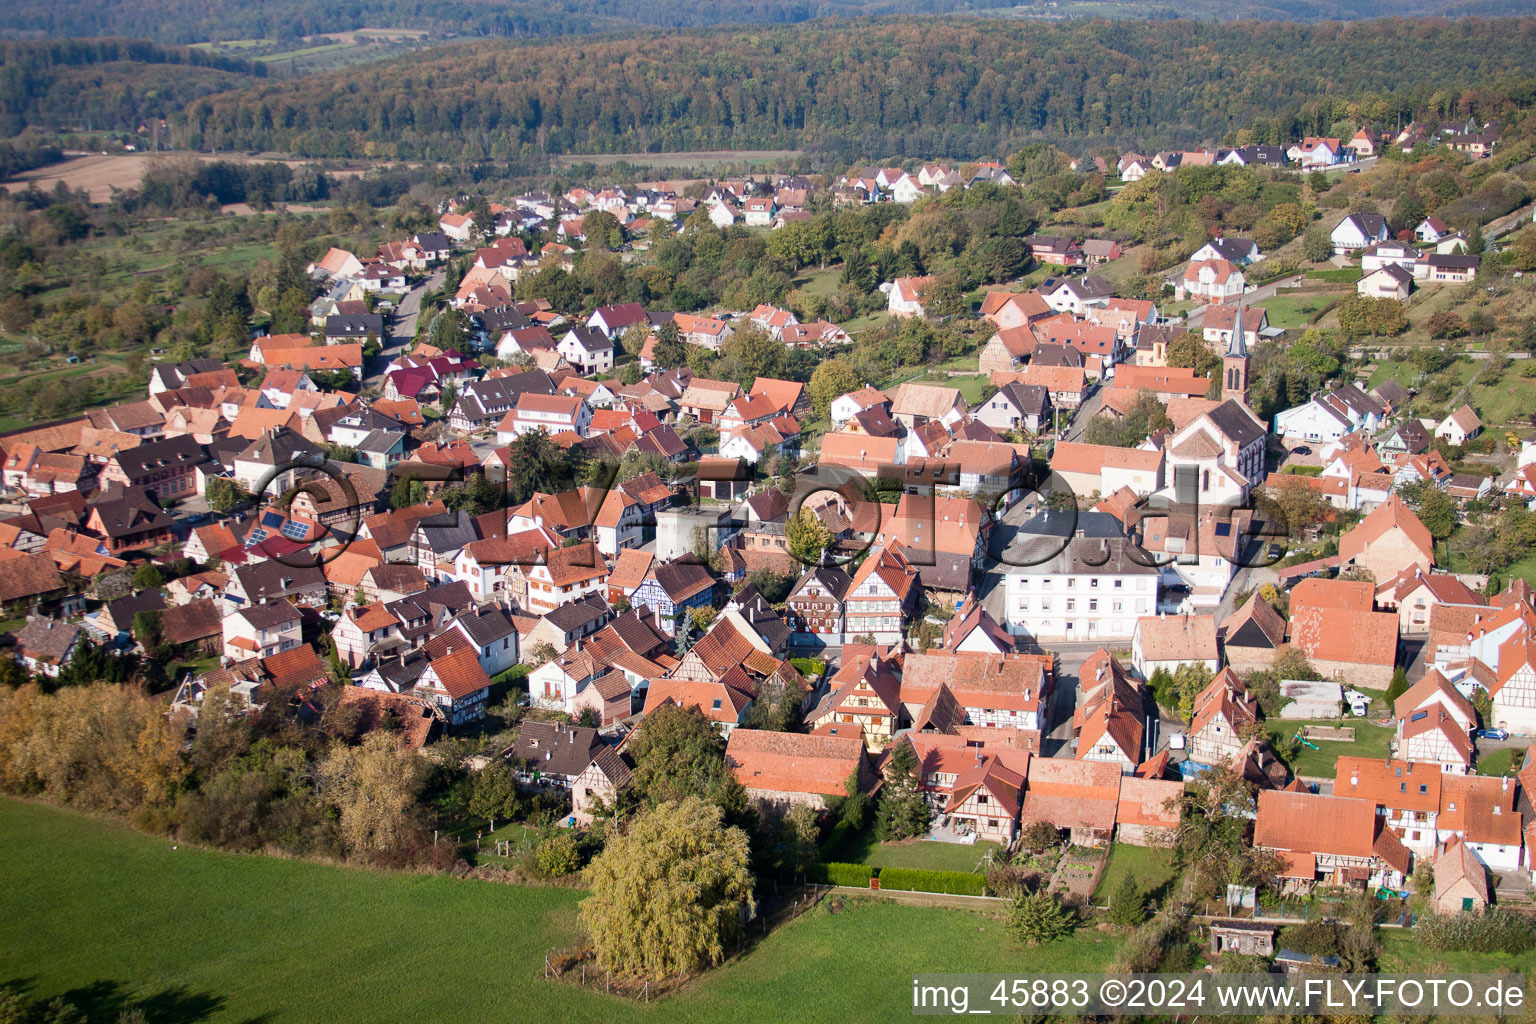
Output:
(1266, 719), (1395, 779)
(1258, 294), (1333, 328)
(1092, 843), (1180, 904)
(0, 798), (1126, 1023)
(859, 840), (1004, 873)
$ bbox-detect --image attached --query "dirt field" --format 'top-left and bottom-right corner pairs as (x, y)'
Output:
(4, 153), (370, 203)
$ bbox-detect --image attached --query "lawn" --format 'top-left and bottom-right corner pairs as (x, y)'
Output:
(860, 840), (1004, 873)
(1092, 843), (1181, 904)
(1476, 748), (1521, 777)
(906, 373), (993, 404)
(1256, 293), (1333, 328)
(821, 822), (1001, 873)
(1265, 719), (1395, 779)
(0, 798), (1127, 1023)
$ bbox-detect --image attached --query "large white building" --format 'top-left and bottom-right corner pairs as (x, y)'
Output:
(1003, 510), (1161, 643)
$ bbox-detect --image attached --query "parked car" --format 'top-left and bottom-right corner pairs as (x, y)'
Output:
(1476, 727), (1509, 741)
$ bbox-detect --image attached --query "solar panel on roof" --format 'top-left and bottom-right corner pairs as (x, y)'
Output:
(280, 520), (309, 540)
(244, 527), (269, 546)
(261, 511), (285, 529)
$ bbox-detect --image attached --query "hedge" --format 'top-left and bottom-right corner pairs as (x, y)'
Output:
(807, 861), (876, 886)
(871, 867), (988, 896)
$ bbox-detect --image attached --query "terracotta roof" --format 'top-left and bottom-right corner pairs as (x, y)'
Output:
(1438, 774), (1521, 846)
(1115, 776), (1183, 829)
(336, 686), (437, 749)
(901, 651), (1049, 713)
(423, 644), (491, 700)
(1290, 577), (1375, 612)
(1290, 606), (1398, 668)
(1134, 614), (1218, 663)
(1051, 441), (1163, 477)
(726, 729), (865, 797)
(1255, 790), (1408, 873)
(1019, 758), (1121, 832)
(606, 549), (654, 592)
(1338, 496), (1434, 567)
(891, 382), (962, 422)
(0, 551), (64, 602)
(1335, 757), (1442, 813)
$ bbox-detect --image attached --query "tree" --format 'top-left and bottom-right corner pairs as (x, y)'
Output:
(1385, 667), (1410, 705)
(390, 474), (427, 510)
(132, 610), (164, 657)
(875, 740), (930, 840)
(1301, 227), (1332, 263)
(651, 319), (687, 368)
(205, 476), (251, 513)
(688, 606), (717, 632)
(1397, 478), (1458, 544)
(1107, 874), (1149, 927)
(581, 796), (754, 979)
(468, 761), (523, 822)
(1010, 890), (1077, 947)
(133, 564), (165, 589)
(808, 358), (862, 421)
(785, 506), (832, 566)
(317, 732), (426, 855)
(628, 701), (734, 806)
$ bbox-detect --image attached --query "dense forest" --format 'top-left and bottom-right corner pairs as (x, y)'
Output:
(3, 0), (1535, 45)
(173, 18), (1536, 161)
(0, 0), (997, 47)
(0, 40), (265, 137)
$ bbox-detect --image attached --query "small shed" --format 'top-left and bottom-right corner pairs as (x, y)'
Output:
(1275, 949), (1343, 975)
(1278, 679), (1344, 720)
(1210, 919), (1276, 957)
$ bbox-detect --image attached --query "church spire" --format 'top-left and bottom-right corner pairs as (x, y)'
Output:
(1222, 298), (1250, 406)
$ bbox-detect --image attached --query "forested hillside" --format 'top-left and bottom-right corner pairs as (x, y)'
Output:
(0, 0), (995, 48)
(0, 40), (265, 137)
(3, 0), (1534, 44)
(178, 18), (1536, 161)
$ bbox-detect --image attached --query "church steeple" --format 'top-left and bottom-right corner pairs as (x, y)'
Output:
(1222, 301), (1250, 406)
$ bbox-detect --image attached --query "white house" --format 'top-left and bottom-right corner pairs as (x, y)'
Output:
(1003, 510), (1160, 642)
(1179, 259), (1245, 301)
(495, 393), (592, 443)
(1331, 213), (1389, 254)
(1436, 405), (1482, 446)
(887, 276), (935, 318)
(1358, 264), (1414, 301)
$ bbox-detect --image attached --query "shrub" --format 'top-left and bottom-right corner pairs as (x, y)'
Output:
(876, 867), (987, 896)
(536, 833), (583, 876)
(1106, 874), (1149, 927)
(1010, 889), (1078, 947)
(1111, 904), (1194, 972)
(807, 861), (875, 887)
(1414, 909), (1536, 954)
(1019, 821), (1062, 853)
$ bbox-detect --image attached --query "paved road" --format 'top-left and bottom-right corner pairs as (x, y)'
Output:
(366, 270), (445, 389)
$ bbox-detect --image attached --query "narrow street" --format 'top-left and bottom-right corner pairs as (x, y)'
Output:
(365, 269), (445, 389)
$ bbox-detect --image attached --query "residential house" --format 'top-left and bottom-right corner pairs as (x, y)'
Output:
(221, 599), (302, 662)
(1187, 667), (1260, 767)
(1132, 614), (1220, 678)
(1436, 405), (1483, 446)
(887, 276), (935, 317)
(843, 545), (919, 643)
(1003, 509), (1160, 643)
(725, 729), (869, 810)
(1254, 790), (1411, 890)
(1073, 648), (1147, 772)
(1337, 495), (1435, 582)
(1331, 213), (1390, 254)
